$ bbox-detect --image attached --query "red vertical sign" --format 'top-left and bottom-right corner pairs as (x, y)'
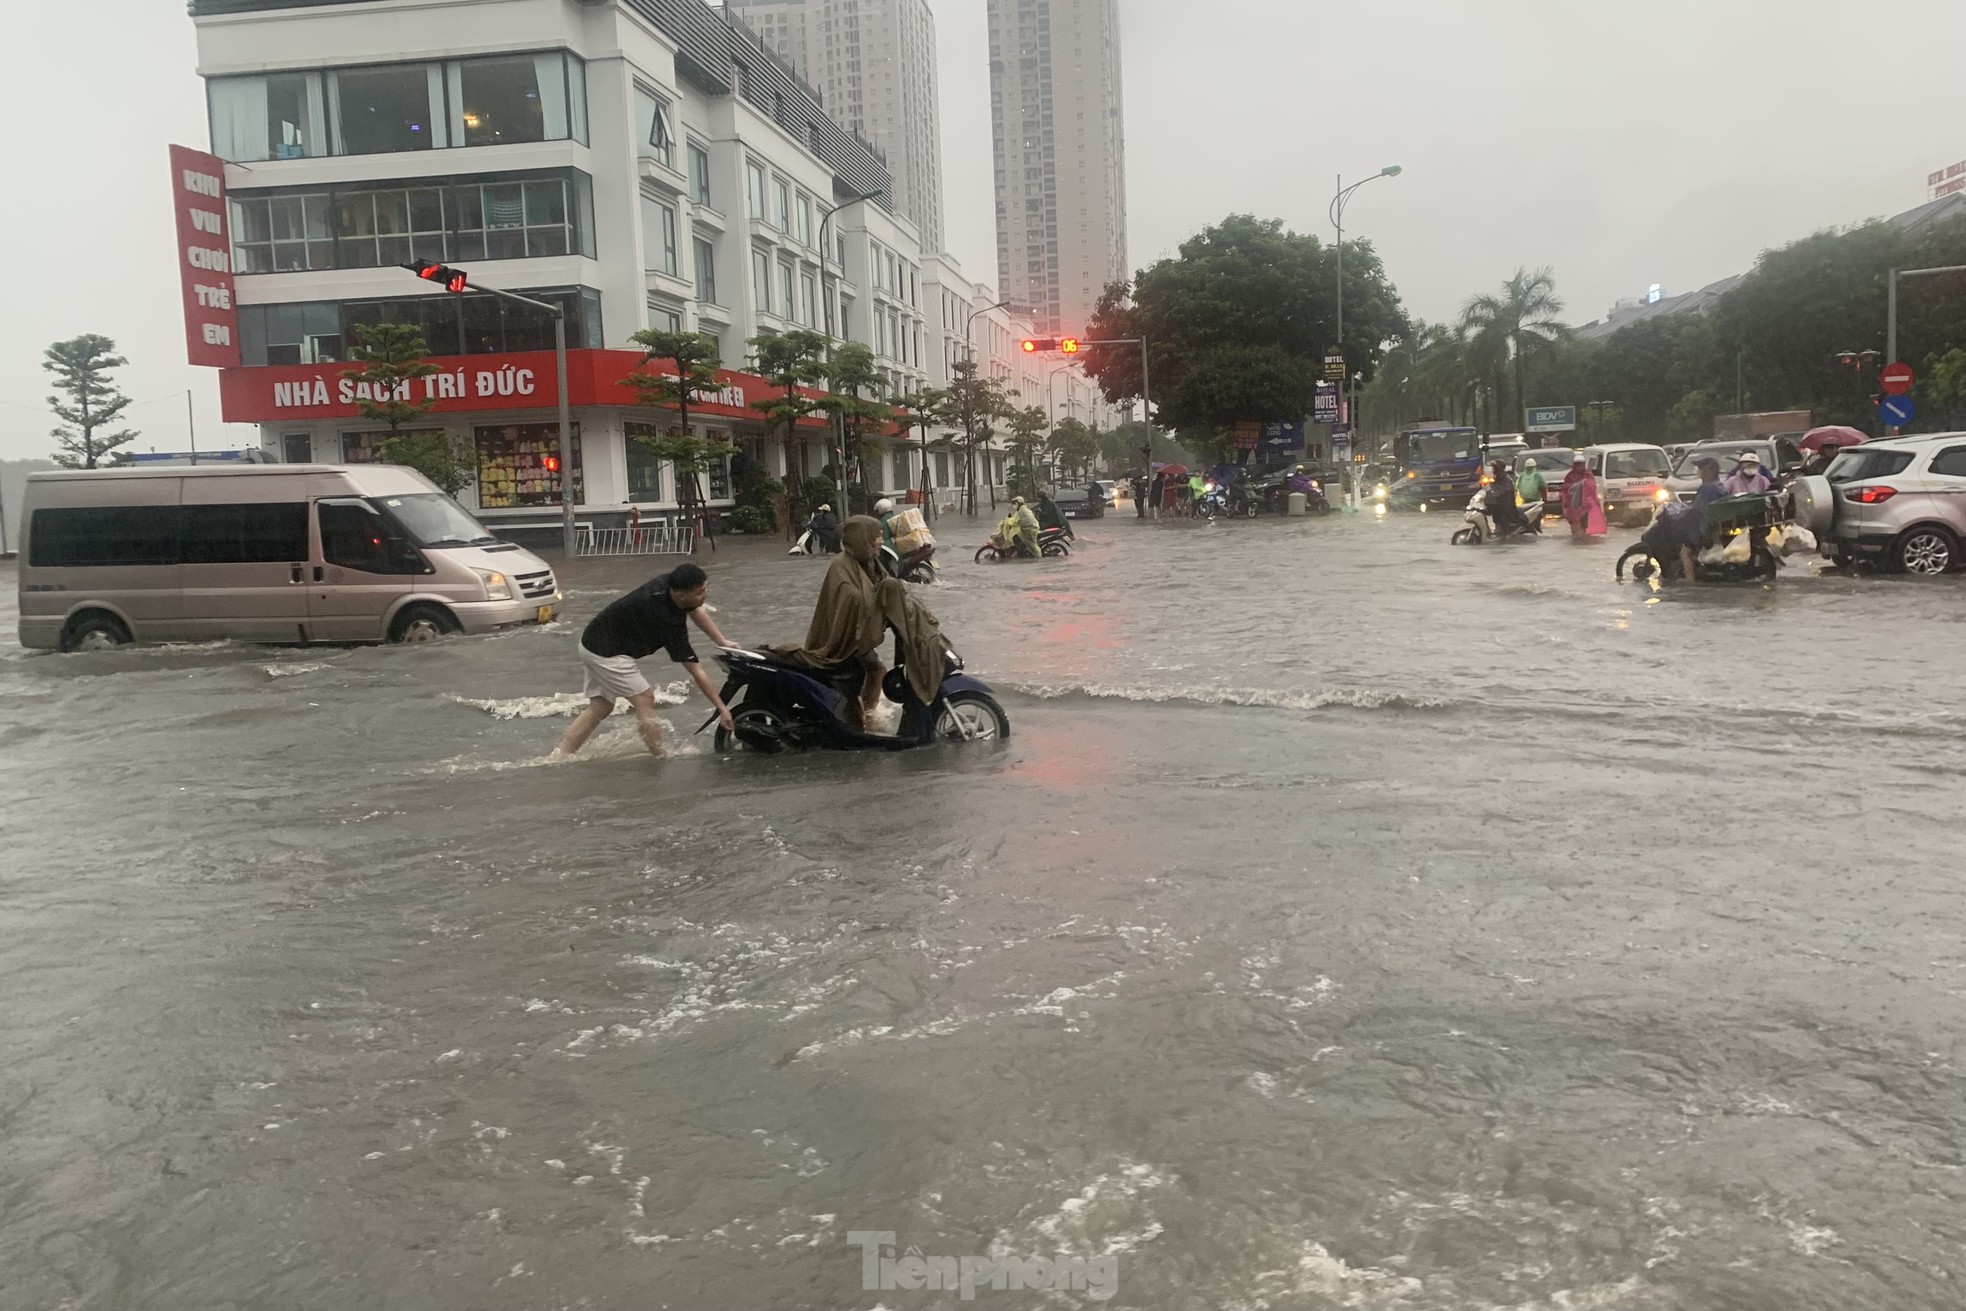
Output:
(170, 144), (240, 368)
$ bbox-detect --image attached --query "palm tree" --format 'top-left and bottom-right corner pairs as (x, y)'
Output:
(1460, 267), (1567, 432)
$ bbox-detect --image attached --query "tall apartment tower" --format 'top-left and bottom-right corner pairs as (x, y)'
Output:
(987, 0), (1127, 336)
(728, 0), (946, 253)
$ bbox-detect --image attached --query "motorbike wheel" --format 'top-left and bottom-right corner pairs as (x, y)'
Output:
(715, 704), (789, 753)
(1242, 502), (1259, 519)
(1458, 524), (1484, 545)
(974, 544), (998, 564)
(934, 691), (1011, 742)
(1041, 540), (1070, 557)
(902, 561), (937, 583)
(1450, 528), (1473, 545)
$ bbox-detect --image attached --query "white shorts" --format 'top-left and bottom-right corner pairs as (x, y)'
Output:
(579, 647), (653, 702)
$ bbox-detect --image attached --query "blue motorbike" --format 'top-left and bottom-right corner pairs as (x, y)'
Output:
(702, 641), (1011, 753)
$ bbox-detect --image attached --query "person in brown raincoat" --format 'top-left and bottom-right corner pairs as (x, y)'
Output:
(773, 515), (950, 731)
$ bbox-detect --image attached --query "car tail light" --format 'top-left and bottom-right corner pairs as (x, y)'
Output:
(1851, 486), (1898, 504)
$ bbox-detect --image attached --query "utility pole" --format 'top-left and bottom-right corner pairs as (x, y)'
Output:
(185, 390), (198, 466)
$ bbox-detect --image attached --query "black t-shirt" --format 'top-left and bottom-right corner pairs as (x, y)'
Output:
(581, 573), (699, 663)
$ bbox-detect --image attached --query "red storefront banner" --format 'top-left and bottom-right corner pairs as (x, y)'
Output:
(170, 145), (241, 368)
(218, 349), (830, 427)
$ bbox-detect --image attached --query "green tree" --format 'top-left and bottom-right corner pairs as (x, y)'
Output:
(820, 342), (892, 510)
(749, 330), (831, 523)
(944, 357), (1014, 514)
(44, 334), (138, 469)
(1081, 214), (1408, 434)
(622, 329), (724, 441)
(1460, 267), (1567, 434)
(342, 324), (476, 496)
(1923, 346), (1966, 429)
(1002, 404), (1050, 499)
(892, 386), (954, 510)
(1049, 417), (1101, 482)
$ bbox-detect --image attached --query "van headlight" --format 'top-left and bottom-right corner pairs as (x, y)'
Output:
(473, 568), (512, 600)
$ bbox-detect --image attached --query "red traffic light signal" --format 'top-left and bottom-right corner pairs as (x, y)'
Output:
(1021, 338), (1049, 353)
(402, 260), (470, 293)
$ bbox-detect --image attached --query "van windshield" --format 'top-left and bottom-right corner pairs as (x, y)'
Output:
(370, 493), (498, 548)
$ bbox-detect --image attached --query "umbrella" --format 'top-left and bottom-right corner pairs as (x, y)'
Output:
(1800, 425), (1868, 454)
(1157, 463), (1189, 478)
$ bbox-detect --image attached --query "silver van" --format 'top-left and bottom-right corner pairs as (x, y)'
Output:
(18, 465), (560, 651)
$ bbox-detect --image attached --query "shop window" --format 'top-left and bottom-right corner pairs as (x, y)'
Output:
(340, 429), (442, 464)
(624, 421), (667, 502)
(474, 423), (584, 508)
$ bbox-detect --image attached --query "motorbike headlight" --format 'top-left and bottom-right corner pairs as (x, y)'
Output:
(473, 568), (513, 601)
(1373, 486), (1388, 500)
(1654, 487), (1671, 502)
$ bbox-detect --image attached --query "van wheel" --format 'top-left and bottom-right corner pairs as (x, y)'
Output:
(62, 612), (131, 653)
(1895, 527), (1957, 576)
(390, 604), (459, 644)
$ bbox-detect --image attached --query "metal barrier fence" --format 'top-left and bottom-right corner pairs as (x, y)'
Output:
(576, 523), (698, 556)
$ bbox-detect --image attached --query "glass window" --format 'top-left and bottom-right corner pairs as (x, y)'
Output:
(753, 249), (772, 313)
(474, 423), (583, 508)
(1930, 447), (1966, 479)
(773, 179), (790, 232)
(566, 55), (588, 145)
(796, 194), (813, 247)
(318, 501), (401, 574)
(331, 63), (447, 154)
(1826, 448), (1915, 483)
(1604, 449), (1670, 479)
(210, 72), (328, 162)
(636, 88), (675, 167)
(642, 196), (679, 275)
(746, 162), (767, 220)
(240, 301), (343, 367)
(801, 272), (817, 328)
(780, 263), (796, 325)
(624, 421), (667, 502)
(688, 142), (712, 205)
(694, 237), (718, 303)
(178, 502), (309, 565)
(453, 55), (562, 147)
(649, 303), (683, 333)
(28, 505), (180, 568)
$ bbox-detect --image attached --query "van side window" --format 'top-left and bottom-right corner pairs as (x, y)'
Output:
(181, 503), (308, 564)
(320, 501), (398, 574)
(28, 506), (180, 568)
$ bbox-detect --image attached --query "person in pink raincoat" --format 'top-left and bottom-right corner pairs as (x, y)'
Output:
(1560, 456), (1607, 538)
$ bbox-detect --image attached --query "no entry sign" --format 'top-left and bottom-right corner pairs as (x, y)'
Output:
(1880, 362), (1914, 395)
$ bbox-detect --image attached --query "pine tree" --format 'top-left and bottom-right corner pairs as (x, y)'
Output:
(45, 335), (138, 469)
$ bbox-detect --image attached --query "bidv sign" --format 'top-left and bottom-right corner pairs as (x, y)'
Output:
(1525, 406), (1578, 433)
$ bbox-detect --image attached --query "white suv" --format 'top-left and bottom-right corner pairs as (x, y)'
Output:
(1793, 433), (1966, 574)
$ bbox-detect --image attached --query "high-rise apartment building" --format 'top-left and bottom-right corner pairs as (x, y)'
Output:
(987, 0), (1127, 336)
(727, 0), (946, 253)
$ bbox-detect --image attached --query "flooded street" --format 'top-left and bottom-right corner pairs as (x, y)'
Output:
(3, 509), (1964, 1310)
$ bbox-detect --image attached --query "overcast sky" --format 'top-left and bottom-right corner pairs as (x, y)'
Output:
(0, 0), (1961, 462)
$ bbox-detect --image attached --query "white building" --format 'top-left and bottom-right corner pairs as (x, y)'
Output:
(724, 0), (944, 254)
(191, 0), (1056, 537)
(987, 0), (1128, 338)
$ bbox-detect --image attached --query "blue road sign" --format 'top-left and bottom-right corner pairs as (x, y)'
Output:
(1879, 394), (1916, 427)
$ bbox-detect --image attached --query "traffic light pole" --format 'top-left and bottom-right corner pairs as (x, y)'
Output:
(474, 286), (575, 559)
(399, 265), (576, 557)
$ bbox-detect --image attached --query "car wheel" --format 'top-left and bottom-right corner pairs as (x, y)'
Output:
(390, 604), (460, 643)
(61, 611), (132, 653)
(1895, 527), (1957, 576)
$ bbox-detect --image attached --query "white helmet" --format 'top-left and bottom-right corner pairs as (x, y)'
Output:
(873, 497), (896, 515)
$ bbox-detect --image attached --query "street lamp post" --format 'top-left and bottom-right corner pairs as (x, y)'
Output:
(1584, 399), (1616, 443)
(816, 189), (885, 507)
(961, 300), (1010, 513)
(1330, 165), (1402, 438)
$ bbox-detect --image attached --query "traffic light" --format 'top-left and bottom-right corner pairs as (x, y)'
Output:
(1021, 337), (1082, 354)
(402, 260), (470, 293)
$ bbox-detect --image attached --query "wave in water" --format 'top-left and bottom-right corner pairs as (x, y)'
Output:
(1000, 681), (1455, 714)
(447, 683), (690, 721)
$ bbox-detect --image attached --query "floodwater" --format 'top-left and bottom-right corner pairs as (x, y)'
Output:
(2, 506), (1963, 1311)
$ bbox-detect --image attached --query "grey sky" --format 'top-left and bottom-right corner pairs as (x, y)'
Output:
(1, 0), (1961, 462)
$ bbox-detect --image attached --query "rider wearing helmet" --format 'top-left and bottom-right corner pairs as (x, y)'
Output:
(872, 496), (898, 553)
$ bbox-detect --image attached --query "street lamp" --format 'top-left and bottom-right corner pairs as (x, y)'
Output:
(1584, 399), (1616, 442)
(960, 300), (1010, 512)
(1330, 165), (1402, 437)
(1047, 363), (1077, 425)
(813, 189), (884, 509)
